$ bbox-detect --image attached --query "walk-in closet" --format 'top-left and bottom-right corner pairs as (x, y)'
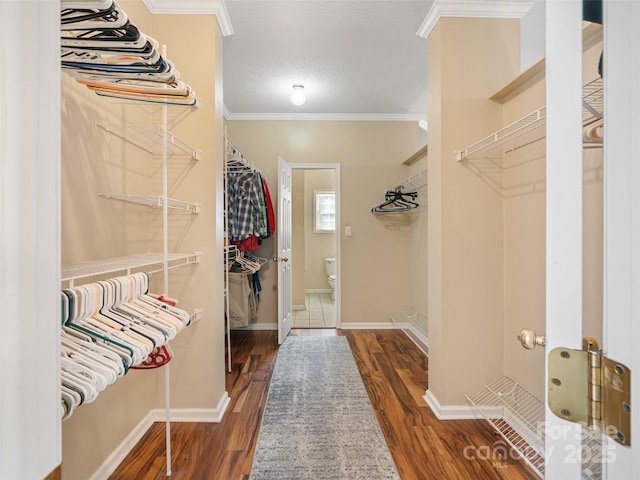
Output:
(3, 1), (640, 479)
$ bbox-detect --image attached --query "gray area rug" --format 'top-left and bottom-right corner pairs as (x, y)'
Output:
(250, 336), (401, 480)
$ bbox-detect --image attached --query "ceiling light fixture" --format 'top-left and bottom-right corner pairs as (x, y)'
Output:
(290, 84), (306, 106)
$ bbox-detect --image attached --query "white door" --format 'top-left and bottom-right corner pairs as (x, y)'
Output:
(600, 1), (639, 477)
(277, 156), (293, 344)
(545, 2), (638, 477)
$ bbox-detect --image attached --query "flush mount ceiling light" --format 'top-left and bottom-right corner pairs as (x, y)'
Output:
(290, 84), (306, 106)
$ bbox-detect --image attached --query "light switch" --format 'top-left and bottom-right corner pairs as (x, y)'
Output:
(344, 226), (352, 237)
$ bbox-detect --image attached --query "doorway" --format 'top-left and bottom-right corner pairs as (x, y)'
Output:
(289, 164), (340, 328)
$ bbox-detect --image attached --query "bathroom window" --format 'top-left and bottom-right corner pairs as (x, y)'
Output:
(314, 190), (335, 233)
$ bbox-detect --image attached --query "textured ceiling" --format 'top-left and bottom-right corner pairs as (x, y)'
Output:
(222, 0), (432, 120)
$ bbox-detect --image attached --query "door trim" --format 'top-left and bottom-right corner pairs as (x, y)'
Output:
(289, 163), (341, 329)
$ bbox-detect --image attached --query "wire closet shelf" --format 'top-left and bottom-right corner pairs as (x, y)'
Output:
(465, 375), (545, 478)
(97, 123), (201, 160)
(97, 194), (201, 213)
(394, 168), (428, 191)
(455, 77), (603, 164)
(61, 252), (201, 285)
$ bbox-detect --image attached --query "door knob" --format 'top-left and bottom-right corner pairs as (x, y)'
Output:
(517, 328), (546, 350)
(272, 257), (289, 263)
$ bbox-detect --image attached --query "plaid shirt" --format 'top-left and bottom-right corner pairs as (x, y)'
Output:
(228, 171), (259, 241)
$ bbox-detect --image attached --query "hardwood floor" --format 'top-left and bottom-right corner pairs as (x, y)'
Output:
(109, 329), (538, 480)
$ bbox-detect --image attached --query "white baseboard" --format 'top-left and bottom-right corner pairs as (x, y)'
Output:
(89, 392), (230, 479)
(89, 411), (155, 480)
(424, 389), (485, 420)
(388, 308), (428, 355)
(401, 323), (429, 355)
(153, 392), (230, 422)
(339, 322), (398, 330)
(305, 288), (332, 294)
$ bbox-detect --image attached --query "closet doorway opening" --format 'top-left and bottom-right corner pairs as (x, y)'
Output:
(289, 164), (341, 329)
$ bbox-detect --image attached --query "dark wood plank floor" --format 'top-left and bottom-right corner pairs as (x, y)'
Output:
(109, 329), (538, 480)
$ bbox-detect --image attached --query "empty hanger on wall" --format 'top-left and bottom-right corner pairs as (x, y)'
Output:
(371, 188), (420, 213)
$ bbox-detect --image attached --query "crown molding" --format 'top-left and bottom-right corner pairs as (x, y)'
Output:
(417, 1), (533, 39)
(142, 0), (233, 36)
(419, 119), (428, 131)
(223, 104), (232, 120)
(223, 112), (427, 123)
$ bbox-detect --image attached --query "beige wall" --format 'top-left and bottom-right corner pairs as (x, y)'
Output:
(304, 170), (336, 290)
(501, 80), (547, 398)
(225, 121), (421, 326)
(427, 18), (519, 406)
(60, 4), (226, 478)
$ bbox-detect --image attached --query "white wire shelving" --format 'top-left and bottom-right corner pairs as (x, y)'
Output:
(97, 122), (201, 160)
(455, 77), (603, 166)
(455, 108), (546, 163)
(98, 193), (201, 213)
(394, 168), (428, 191)
(61, 252), (201, 285)
(582, 77), (604, 126)
(465, 375), (545, 478)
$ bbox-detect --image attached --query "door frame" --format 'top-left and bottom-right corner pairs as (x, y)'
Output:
(289, 163), (341, 329)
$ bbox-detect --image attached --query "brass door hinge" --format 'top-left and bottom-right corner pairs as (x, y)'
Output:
(548, 337), (631, 446)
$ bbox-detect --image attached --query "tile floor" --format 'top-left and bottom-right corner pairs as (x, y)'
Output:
(293, 293), (336, 328)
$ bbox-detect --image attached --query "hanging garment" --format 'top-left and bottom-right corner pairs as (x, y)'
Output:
(252, 271), (262, 308)
(261, 176), (276, 237)
(227, 272), (253, 328)
(227, 171), (259, 242)
(234, 235), (259, 252)
(252, 172), (268, 239)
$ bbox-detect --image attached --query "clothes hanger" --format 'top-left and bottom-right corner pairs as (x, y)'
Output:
(84, 282), (156, 357)
(61, 2), (129, 31)
(63, 289), (134, 372)
(132, 273), (190, 328)
(371, 188), (420, 213)
(244, 251), (267, 266)
(61, 293), (126, 379)
(61, 0), (113, 10)
(61, 22), (146, 49)
(61, 356), (106, 398)
(372, 192), (411, 213)
(79, 284), (150, 365)
(117, 274), (188, 334)
(98, 279), (167, 348)
(109, 277), (179, 341)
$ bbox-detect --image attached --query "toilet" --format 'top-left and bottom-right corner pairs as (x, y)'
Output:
(324, 258), (336, 301)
